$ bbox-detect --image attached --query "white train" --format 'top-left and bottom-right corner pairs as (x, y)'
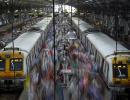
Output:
(0, 17), (53, 89)
(72, 17), (93, 39)
(72, 17), (130, 92)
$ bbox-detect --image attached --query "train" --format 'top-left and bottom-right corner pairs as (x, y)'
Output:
(72, 17), (130, 92)
(0, 16), (53, 90)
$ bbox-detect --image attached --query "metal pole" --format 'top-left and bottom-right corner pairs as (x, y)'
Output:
(114, 8), (119, 56)
(71, 0), (72, 26)
(77, 0), (80, 99)
(11, 0), (15, 86)
(53, 0), (56, 99)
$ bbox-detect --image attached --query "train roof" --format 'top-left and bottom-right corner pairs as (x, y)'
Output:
(72, 17), (93, 32)
(5, 32), (41, 53)
(32, 17), (52, 30)
(87, 32), (128, 58)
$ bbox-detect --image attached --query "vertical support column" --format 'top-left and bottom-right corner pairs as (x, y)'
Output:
(52, 0), (56, 99)
(71, 0), (72, 27)
(77, 0), (80, 100)
(114, 11), (119, 53)
(10, 0), (16, 86)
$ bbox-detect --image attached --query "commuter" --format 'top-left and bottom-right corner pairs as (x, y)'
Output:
(68, 76), (74, 100)
(46, 80), (54, 100)
(68, 75), (78, 100)
(79, 76), (85, 100)
(56, 80), (64, 100)
(41, 70), (47, 100)
(30, 66), (39, 100)
(57, 63), (64, 83)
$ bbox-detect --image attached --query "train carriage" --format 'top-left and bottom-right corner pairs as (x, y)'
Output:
(86, 32), (130, 89)
(72, 17), (130, 92)
(72, 17), (93, 39)
(0, 17), (53, 89)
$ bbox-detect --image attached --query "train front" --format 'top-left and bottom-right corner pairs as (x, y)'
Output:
(112, 54), (130, 91)
(0, 49), (25, 90)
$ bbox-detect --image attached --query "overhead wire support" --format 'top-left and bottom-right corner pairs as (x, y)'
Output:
(77, 0), (80, 99)
(71, 0), (72, 27)
(114, 4), (119, 61)
(10, 0), (16, 86)
(52, 0), (56, 99)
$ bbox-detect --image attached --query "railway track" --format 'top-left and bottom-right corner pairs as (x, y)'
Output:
(0, 89), (22, 100)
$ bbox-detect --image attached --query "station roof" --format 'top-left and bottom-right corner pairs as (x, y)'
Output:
(0, 0), (52, 10)
(0, 0), (129, 15)
(65, 0), (130, 14)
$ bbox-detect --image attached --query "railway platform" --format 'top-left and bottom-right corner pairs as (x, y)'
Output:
(19, 89), (28, 100)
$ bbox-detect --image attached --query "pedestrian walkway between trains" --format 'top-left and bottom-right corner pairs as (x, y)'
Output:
(54, 15), (102, 100)
(27, 14), (104, 100)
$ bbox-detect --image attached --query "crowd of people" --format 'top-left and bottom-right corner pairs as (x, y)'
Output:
(28, 13), (104, 100)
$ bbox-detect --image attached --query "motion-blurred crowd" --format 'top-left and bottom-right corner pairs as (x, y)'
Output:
(29, 13), (104, 100)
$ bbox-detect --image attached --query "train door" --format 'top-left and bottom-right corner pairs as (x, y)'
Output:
(95, 52), (103, 68)
(87, 40), (91, 55)
(103, 61), (109, 83)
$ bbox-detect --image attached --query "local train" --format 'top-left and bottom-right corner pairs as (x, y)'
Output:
(72, 17), (130, 92)
(0, 16), (53, 89)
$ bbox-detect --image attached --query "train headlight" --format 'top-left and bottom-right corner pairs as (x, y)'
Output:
(118, 66), (121, 68)
(123, 66), (126, 68)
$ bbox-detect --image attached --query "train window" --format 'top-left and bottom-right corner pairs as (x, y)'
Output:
(95, 52), (103, 68)
(107, 64), (109, 81)
(30, 53), (32, 64)
(33, 46), (37, 58)
(38, 40), (41, 51)
(103, 62), (109, 82)
(10, 58), (23, 71)
(31, 51), (33, 60)
(36, 44), (38, 54)
(34, 51), (37, 58)
(86, 39), (88, 50)
(93, 47), (97, 57)
(87, 40), (91, 54)
(26, 56), (30, 67)
(29, 55), (31, 65)
(90, 45), (95, 56)
(0, 59), (5, 71)
(29, 56), (32, 67)
(105, 63), (109, 82)
(32, 48), (35, 59)
(99, 54), (103, 67)
(81, 34), (83, 43)
(103, 62), (106, 74)
(83, 35), (86, 45)
(90, 49), (93, 57)
(41, 40), (43, 48)
(96, 53), (100, 64)
(43, 33), (46, 40)
(38, 38), (41, 48)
